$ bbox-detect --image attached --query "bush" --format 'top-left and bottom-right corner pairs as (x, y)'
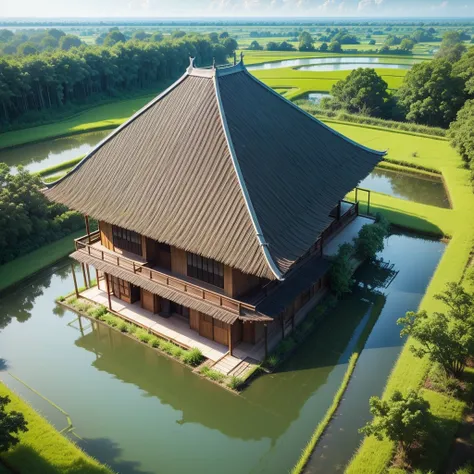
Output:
(135, 329), (151, 344)
(200, 366), (225, 382)
(329, 242), (355, 296)
(182, 347), (204, 366)
(160, 341), (175, 355)
(228, 376), (244, 390)
(118, 321), (129, 332)
(171, 345), (183, 358)
(353, 215), (389, 260)
(266, 354), (280, 368)
(149, 337), (161, 348)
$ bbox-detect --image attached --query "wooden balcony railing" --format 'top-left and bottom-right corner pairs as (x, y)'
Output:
(74, 232), (256, 316)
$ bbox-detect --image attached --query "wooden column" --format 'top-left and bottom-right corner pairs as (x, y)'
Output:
(96, 269), (100, 290)
(228, 323), (233, 356)
(81, 263), (88, 289)
(71, 263), (79, 297)
(104, 273), (112, 311)
(264, 323), (268, 360)
(85, 215), (91, 244)
(86, 264), (91, 287)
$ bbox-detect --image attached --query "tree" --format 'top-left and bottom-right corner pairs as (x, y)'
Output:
(132, 31), (150, 41)
(150, 32), (163, 42)
(46, 28), (65, 41)
(277, 41), (294, 51)
(397, 59), (466, 127)
(171, 30), (186, 39)
(40, 35), (58, 50)
(222, 37), (238, 56)
(369, 39), (376, 45)
(360, 390), (431, 459)
(0, 29), (14, 43)
(248, 40), (263, 51)
(219, 31), (229, 39)
(448, 100), (474, 167)
(328, 40), (342, 53)
(298, 31), (314, 51)
(400, 38), (415, 51)
(17, 42), (37, 56)
(353, 215), (389, 259)
(59, 35), (81, 51)
(266, 41), (278, 51)
(329, 68), (392, 118)
(329, 243), (354, 297)
(453, 47), (474, 96)
(319, 42), (328, 52)
(0, 395), (28, 453)
(397, 282), (474, 377)
(436, 31), (467, 62)
(103, 31), (126, 47)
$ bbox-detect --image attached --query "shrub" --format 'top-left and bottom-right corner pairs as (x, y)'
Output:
(182, 347), (204, 366)
(330, 242), (355, 296)
(118, 321), (129, 332)
(200, 366), (225, 382)
(135, 329), (151, 344)
(228, 376), (244, 390)
(55, 295), (65, 302)
(426, 363), (469, 398)
(353, 215), (389, 260)
(102, 313), (119, 327)
(160, 341), (175, 355)
(266, 354), (280, 368)
(149, 337), (161, 348)
(171, 345), (183, 358)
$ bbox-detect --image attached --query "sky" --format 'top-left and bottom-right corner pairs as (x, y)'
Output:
(1, 0), (473, 19)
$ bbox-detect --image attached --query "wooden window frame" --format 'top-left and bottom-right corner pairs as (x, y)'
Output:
(112, 225), (142, 256)
(187, 252), (224, 288)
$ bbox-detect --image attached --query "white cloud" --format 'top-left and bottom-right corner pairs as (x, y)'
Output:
(357, 0), (384, 11)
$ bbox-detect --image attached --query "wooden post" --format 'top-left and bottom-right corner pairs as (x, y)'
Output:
(86, 264), (91, 287)
(264, 323), (268, 360)
(96, 269), (100, 290)
(104, 273), (112, 311)
(71, 263), (79, 297)
(228, 323), (233, 356)
(78, 315), (84, 336)
(85, 215), (91, 244)
(81, 263), (88, 289)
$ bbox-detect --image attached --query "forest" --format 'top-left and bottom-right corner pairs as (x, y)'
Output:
(0, 32), (237, 128)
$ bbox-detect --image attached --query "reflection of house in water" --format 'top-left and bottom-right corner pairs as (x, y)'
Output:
(74, 287), (386, 442)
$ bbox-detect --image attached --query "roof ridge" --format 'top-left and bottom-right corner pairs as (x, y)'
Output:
(213, 72), (285, 281)
(44, 72), (190, 188)
(242, 69), (387, 157)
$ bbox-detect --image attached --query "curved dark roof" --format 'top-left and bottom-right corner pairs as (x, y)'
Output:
(45, 59), (384, 281)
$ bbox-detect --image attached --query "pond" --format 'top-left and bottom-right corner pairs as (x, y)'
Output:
(0, 130), (110, 174)
(359, 167), (451, 209)
(302, 92), (331, 105)
(0, 232), (444, 474)
(247, 56), (421, 71)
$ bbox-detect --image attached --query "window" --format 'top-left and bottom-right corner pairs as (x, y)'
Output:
(187, 253), (224, 288)
(112, 225), (142, 255)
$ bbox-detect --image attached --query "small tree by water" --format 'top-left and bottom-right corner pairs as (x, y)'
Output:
(360, 390), (431, 465)
(353, 214), (390, 261)
(0, 395), (28, 452)
(329, 243), (355, 297)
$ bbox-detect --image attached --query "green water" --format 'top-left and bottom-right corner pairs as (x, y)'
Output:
(0, 130), (110, 173)
(0, 233), (444, 474)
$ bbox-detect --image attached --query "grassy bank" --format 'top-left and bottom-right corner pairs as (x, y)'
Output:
(0, 230), (84, 293)
(0, 382), (112, 474)
(0, 94), (156, 150)
(334, 123), (474, 473)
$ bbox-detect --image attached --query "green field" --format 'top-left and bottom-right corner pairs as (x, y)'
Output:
(252, 67), (408, 100)
(0, 94), (156, 150)
(0, 383), (112, 474)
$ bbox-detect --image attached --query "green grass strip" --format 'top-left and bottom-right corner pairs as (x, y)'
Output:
(291, 352), (359, 474)
(0, 382), (112, 474)
(0, 229), (84, 293)
(36, 156), (84, 177)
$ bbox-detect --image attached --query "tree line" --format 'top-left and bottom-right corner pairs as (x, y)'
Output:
(0, 33), (237, 127)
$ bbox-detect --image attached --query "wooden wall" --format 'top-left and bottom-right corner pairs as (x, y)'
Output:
(190, 309), (199, 331)
(99, 221), (114, 250)
(224, 267), (262, 298)
(171, 247), (187, 276)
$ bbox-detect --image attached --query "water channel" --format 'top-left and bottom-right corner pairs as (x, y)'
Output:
(0, 232), (444, 474)
(247, 56), (421, 71)
(0, 130), (110, 174)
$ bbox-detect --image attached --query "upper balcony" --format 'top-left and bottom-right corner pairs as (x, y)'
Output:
(74, 231), (257, 318)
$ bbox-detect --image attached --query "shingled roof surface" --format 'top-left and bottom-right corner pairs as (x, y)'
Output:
(45, 60), (384, 281)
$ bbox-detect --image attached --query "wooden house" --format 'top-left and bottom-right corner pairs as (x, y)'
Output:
(45, 58), (384, 359)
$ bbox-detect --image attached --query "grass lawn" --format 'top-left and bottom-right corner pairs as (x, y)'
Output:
(0, 383), (112, 474)
(0, 94), (156, 150)
(0, 229), (85, 292)
(332, 123), (474, 473)
(252, 67), (408, 100)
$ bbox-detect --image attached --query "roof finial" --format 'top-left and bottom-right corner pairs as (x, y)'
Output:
(240, 51), (244, 65)
(187, 57), (195, 74)
(212, 57), (216, 69)
(233, 52), (237, 66)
